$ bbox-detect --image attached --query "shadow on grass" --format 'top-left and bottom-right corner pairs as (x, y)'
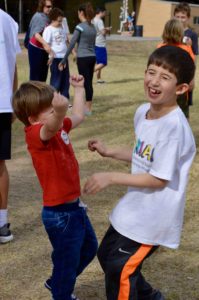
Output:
(109, 77), (143, 84)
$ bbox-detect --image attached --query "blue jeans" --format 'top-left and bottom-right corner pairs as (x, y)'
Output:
(42, 200), (98, 300)
(50, 58), (70, 98)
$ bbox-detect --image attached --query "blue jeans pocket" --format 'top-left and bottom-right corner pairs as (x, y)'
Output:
(42, 210), (70, 235)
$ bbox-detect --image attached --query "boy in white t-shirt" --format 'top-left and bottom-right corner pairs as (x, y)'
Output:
(83, 46), (196, 299)
(43, 8), (71, 98)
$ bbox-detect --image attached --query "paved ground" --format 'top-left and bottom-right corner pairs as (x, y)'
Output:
(18, 33), (161, 45)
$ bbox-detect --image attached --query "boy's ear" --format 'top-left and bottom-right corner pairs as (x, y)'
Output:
(176, 83), (189, 95)
(28, 115), (38, 125)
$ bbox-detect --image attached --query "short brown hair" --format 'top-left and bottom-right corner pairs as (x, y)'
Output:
(37, 0), (53, 13)
(148, 46), (195, 85)
(162, 19), (184, 44)
(12, 81), (54, 126)
(174, 2), (191, 18)
(49, 7), (64, 21)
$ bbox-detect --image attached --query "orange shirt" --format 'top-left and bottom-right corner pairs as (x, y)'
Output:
(157, 42), (195, 61)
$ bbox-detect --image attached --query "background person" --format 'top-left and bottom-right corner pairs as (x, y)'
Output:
(12, 76), (98, 300)
(0, 9), (21, 244)
(174, 2), (198, 118)
(93, 7), (111, 84)
(83, 46), (196, 300)
(59, 2), (96, 115)
(27, 0), (54, 81)
(43, 7), (71, 98)
(157, 18), (195, 118)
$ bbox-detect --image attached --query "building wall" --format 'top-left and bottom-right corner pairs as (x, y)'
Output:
(105, 0), (199, 37)
(137, 0), (171, 37)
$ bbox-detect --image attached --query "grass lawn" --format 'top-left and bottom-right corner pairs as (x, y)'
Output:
(0, 40), (199, 300)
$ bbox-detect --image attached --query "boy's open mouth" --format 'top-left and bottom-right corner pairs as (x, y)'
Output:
(149, 87), (161, 95)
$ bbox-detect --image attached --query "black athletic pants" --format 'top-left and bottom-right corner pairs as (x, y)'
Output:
(97, 225), (165, 300)
(77, 56), (96, 101)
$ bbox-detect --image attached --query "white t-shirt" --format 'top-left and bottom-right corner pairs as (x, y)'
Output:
(0, 9), (21, 112)
(110, 103), (196, 249)
(43, 24), (69, 58)
(93, 16), (106, 47)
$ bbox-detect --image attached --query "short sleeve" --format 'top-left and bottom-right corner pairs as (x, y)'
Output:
(150, 138), (179, 181)
(42, 26), (51, 43)
(98, 19), (104, 31)
(63, 117), (72, 133)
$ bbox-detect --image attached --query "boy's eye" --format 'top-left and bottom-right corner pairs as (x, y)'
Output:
(162, 75), (171, 80)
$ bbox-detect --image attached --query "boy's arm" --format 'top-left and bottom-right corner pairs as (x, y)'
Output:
(83, 172), (167, 195)
(88, 139), (132, 162)
(68, 75), (85, 129)
(40, 93), (68, 141)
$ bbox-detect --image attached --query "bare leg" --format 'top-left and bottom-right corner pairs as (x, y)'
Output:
(0, 160), (9, 210)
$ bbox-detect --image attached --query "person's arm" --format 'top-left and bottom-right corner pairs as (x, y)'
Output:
(68, 75), (85, 129)
(35, 32), (54, 57)
(88, 139), (132, 162)
(83, 172), (167, 195)
(12, 65), (18, 123)
(40, 93), (69, 141)
(59, 29), (81, 69)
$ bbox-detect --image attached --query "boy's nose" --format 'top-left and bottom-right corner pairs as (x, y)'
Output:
(151, 76), (160, 86)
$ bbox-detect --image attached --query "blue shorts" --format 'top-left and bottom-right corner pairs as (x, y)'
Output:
(95, 46), (107, 66)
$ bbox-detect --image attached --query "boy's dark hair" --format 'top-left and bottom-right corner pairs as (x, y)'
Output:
(174, 2), (191, 18)
(96, 7), (106, 14)
(49, 7), (64, 21)
(13, 81), (54, 126)
(147, 46), (195, 84)
(78, 2), (95, 24)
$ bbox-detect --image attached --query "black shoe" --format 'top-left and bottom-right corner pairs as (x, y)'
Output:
(0, 223), (13, 244)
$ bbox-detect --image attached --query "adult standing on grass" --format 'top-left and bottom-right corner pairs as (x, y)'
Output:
(27, 0), (54, 81)
(93, 7), (111, 84)
(0, 9), (21, 244)
(59, 2), (96, 115)
(83, 46), (196, 300)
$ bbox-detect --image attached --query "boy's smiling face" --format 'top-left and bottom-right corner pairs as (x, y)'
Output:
(144, 64), (187, 108)
(174, 12), (189, 29)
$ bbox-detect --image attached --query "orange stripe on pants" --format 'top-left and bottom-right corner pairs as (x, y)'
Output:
(118, 244), (153, 300)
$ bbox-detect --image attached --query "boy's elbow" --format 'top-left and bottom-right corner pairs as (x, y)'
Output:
(156, 178), (168, 189)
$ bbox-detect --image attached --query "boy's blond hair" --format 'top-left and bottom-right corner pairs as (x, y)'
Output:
(162, 19), (184, 44)
(13, 81), (54, 126)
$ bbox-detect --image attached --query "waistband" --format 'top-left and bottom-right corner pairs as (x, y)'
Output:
(44, 198), (79, 212)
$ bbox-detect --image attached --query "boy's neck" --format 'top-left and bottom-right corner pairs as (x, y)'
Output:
(147, 104), (178, 120)
(51, 22), (61, 28)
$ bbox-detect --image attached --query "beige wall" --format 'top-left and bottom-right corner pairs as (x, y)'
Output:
(105, 0), (199, 37)
(137, 0), (171, 37)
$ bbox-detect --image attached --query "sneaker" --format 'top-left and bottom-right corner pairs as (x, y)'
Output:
(44, 278), (52, 291)
(45, 278), (79, 300)
(0, 223), (13, 244)
(97, 79), (106, 84)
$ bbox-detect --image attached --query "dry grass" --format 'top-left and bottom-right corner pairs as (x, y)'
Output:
(0, 40), (199, 300)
